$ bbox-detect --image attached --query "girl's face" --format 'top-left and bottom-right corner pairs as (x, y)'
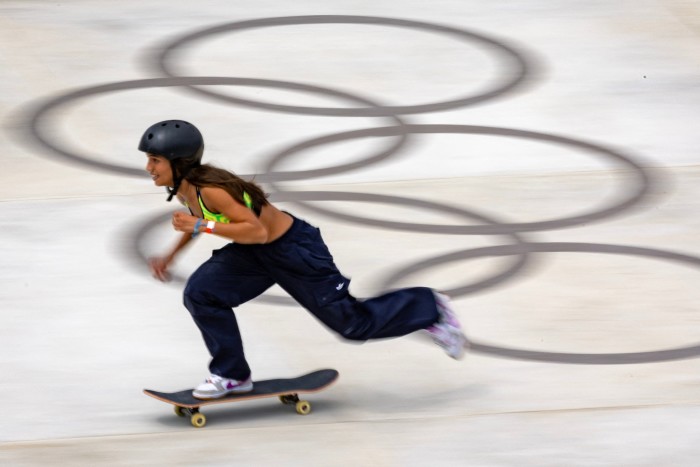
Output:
(145, 154), (173, 187)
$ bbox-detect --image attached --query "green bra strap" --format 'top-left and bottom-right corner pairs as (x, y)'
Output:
(243, 191), (253, 210)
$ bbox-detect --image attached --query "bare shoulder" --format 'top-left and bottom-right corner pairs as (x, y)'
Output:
(198, 185), (228, 197)
(199, 186), (234, 207)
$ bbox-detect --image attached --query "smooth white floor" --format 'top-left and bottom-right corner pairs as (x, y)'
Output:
(2, 1), (700, 465)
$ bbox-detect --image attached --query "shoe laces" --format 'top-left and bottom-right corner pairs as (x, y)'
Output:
(206, 374), (225, 384)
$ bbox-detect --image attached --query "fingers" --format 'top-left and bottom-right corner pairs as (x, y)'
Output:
(172, 211), (195, 232)
(171, 212), (182, 230)
(155, 270), (171, 282)
(148, 257), (171, 282)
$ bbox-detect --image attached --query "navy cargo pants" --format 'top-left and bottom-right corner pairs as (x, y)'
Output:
(183, 215), (440, 381)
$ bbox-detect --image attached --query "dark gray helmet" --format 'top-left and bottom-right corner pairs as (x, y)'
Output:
(138, 120), (204, 161)
(139, 120), (204, 201)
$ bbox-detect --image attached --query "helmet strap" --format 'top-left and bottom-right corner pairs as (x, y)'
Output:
(166, 184), (178, 202)
(165, 162), (196, 202)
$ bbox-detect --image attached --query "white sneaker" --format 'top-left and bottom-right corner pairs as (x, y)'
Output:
(192, 374), (253, 400)
(426, 292), (468, 360)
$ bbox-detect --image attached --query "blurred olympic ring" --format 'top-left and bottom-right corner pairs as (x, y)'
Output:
(154, 15), (534, 116)
(22, 76), (407, 178)
(465, 243), (700, 364)
(266, 124), (652, 234)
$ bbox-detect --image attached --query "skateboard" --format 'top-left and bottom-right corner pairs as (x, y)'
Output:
(143, 368), (339, 428)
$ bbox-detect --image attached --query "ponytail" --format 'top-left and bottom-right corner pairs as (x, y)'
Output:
(185, 164), (269, 213)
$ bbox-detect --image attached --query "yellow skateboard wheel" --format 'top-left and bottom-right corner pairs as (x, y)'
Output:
(191, 413), (207, 428)
(295, 400), (311, 415)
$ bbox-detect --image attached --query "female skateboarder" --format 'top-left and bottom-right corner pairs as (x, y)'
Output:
(141, 120), (467, 399)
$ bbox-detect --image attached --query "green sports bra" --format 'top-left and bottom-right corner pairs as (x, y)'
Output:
(182, 188), (255, 223)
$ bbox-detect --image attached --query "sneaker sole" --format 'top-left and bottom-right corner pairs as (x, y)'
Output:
(193, 385), (254, 400)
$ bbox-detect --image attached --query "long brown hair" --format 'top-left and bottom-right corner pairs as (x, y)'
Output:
(177, 159), (269, 211)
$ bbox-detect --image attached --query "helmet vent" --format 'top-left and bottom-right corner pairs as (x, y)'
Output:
(139, 119), (203, 162)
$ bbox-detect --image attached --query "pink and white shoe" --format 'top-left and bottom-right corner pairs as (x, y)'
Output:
(192, 374), (253, 400)
(426, 292), (468, 360)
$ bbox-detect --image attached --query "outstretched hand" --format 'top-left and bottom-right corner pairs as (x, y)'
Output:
(148, 256), (172, 282)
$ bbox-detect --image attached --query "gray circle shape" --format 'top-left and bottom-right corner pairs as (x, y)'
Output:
(19, 76), (406, 178)
(463, 242), (700, 364)
(267, 124), (653, 234)
(154, 15), (534, 116)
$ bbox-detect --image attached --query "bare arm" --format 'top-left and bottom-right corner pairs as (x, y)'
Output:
(172, 187), (269, 244)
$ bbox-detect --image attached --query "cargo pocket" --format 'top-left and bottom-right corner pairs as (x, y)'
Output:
(314, 274), (350, 307)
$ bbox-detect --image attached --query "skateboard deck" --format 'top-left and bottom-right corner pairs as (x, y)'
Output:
(144, 369), (339, 427)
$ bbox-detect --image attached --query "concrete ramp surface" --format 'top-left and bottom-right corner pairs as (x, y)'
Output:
(1, 1), (700, 465)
